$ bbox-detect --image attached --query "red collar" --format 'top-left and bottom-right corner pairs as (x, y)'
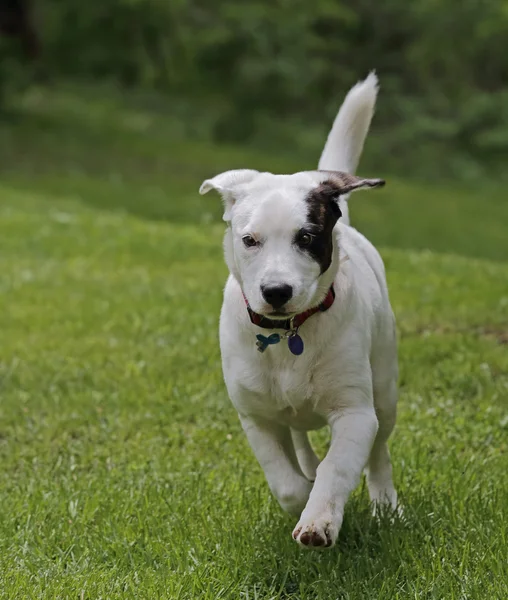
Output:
(243, 286), (335, 331)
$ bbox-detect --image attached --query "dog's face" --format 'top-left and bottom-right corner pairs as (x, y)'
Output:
(200, 170), (383, 317)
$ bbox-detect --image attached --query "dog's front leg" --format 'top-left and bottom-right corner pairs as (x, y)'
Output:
(293, 407), (378, 548)
(240, 415), (313, 516)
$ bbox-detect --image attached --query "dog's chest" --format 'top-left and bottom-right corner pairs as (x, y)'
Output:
(228, 345), (329, 428)
(265, 358), (314, 409)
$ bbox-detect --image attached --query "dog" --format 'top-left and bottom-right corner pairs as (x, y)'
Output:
(199, 73), (398, 549)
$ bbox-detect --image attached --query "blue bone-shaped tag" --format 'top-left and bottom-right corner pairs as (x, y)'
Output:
(256, 333), (281, 353)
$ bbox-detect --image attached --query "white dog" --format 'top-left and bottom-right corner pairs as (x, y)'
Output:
(200, 73), (398, 549)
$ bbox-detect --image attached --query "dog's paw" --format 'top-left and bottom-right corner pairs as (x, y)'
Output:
(292, 516), (339, 549)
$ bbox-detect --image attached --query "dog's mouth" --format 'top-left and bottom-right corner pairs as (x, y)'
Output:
(266, 309), (297, 319)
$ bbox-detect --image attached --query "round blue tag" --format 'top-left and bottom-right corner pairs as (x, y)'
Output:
(288, 334), (304, 356)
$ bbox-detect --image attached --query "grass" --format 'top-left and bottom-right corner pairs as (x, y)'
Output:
(0, 86), (507, 599)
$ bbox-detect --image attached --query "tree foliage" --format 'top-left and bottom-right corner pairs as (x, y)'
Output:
(3, 0), (508, 174)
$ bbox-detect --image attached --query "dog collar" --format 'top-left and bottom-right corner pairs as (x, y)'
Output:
(242, 286), (335, 356)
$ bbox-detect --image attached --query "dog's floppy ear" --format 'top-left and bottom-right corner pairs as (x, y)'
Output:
(199, 169), (260, 221)
(305, 170), (385, 197)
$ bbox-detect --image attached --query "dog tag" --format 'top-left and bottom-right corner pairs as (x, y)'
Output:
(288, 333), (304, 356)
(256, 333), (281, 353)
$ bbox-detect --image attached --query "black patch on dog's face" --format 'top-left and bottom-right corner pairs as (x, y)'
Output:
(299, 181), (343, 274)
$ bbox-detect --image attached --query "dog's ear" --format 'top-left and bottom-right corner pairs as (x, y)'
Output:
(304, 170), (385, 197)
(199, 169), (260, 221)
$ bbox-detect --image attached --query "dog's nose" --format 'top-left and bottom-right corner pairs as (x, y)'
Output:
(261, 284), (293, 309)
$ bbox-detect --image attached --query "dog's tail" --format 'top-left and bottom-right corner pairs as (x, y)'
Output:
(318, 72), (378, 225)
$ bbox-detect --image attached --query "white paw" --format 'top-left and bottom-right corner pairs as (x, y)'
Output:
(292, 514), (340, 549)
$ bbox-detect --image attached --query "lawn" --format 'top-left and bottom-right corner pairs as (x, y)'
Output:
(0, 87), (507, 599)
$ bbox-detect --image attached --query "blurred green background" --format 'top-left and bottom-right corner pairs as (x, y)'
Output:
(2, 0), (508, 260)
(2, 0), (508, 181)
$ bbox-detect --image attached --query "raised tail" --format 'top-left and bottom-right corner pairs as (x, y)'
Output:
(318, 72), (379, 225)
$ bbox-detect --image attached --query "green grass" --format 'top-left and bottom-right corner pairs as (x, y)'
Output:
(0, 87), (507, 599)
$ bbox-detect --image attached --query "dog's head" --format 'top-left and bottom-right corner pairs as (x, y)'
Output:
(200, 170), (384, 317)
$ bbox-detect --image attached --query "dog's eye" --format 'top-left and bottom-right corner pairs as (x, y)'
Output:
(298, 232), (314, 246)
(242, 235), (258, 248)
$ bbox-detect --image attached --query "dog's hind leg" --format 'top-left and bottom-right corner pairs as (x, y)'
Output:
(291, 429), (320, 481)
(366, 378), (398, 512)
